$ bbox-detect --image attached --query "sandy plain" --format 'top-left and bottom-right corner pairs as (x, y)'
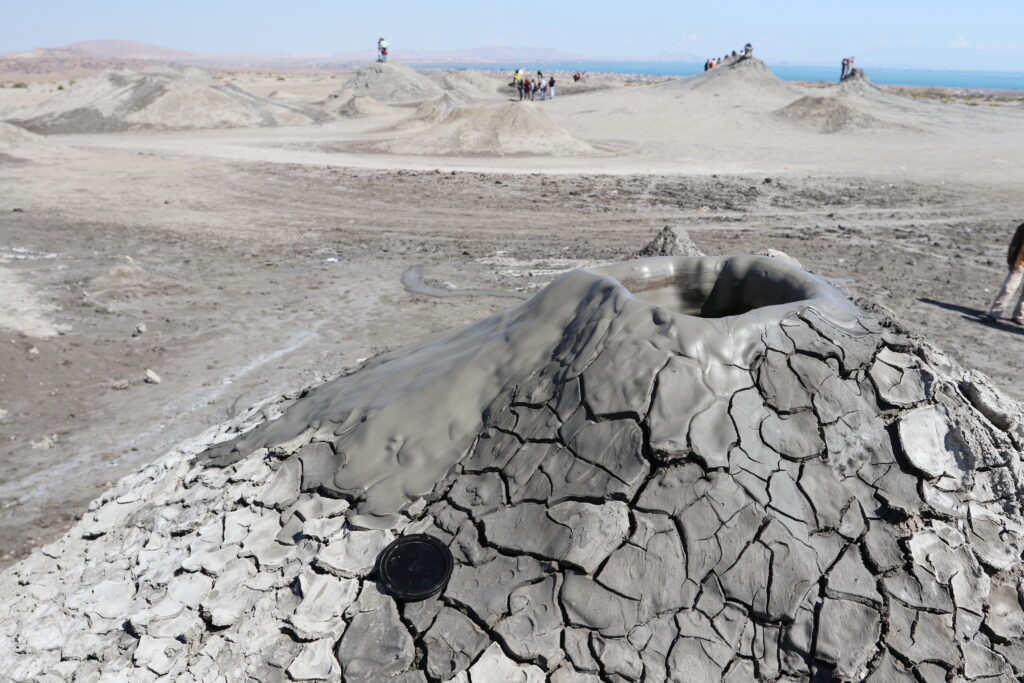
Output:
(0, 61), (1022, 568)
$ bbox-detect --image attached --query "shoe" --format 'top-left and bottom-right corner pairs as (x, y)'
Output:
(1013, 319), (1024, 327)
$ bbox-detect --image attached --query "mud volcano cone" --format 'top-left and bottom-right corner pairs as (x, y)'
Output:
(6, 67), (323, 134)
(4, 256), (1024, 681)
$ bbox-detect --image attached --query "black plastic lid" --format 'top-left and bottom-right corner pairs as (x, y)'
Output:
(377, 534), (454, 601)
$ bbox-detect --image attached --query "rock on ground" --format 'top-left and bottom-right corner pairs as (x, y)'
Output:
(633, 225), (705, 258)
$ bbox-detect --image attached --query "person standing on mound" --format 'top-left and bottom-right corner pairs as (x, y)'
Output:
(840, 57), (850, 81)
(522, 78), (531, 101)
(743, 42), (753, 58)
(377, 37), (389, 63)
(984, 222), (1024, 325)
(548, 76), (556, 98)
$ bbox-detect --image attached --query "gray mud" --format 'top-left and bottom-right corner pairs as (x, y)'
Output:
(5, 252), (1024, 680)
(0, 158), (1020, 570)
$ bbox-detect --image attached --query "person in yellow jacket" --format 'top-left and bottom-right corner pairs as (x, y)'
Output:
(985, 222), (1024, 324)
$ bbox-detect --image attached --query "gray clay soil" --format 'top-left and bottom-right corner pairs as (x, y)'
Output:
(0, 158), (1021, 571)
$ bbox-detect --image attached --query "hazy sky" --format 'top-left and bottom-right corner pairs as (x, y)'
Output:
(2, 0), (1022, 71)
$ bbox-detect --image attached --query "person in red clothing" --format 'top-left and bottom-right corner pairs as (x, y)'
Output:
(984, 222), (1024, 324)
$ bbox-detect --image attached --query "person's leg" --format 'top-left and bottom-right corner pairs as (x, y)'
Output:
(1014, 285), (1024, 323)
(989, 268), (1024, 318)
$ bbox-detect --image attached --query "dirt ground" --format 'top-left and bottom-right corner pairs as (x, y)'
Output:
(0, 67), (1022, 568)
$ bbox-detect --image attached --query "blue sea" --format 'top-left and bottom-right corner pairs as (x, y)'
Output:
(416, 61), (1024, 91)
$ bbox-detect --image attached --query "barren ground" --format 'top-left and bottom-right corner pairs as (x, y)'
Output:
(0, 68), (1022, 568)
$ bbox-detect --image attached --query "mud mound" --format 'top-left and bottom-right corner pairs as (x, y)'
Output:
(0, 121), (67, 161)
(334, 93), (397, 118)
(388, 92), (463, 130)
(6, 255), (1024, 680)
(668, 56), (803, 105)
(841, 67), (870, 85)
(330, 61), (442, 105)
(834, 68), (889, 99)
(441, 69), (504, 101)
(374, 101), (599, 156)
(633, 225), (704, 257)
(775, 95), (894, 133)
(4, 67), (323, 134)
(826, 68), (922, 111)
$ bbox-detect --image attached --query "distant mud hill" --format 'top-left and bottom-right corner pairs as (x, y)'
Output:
(330, 62), (442, 106)
(774, 95), (895, 134)
(333, 93), (398, 118)
(4, 67), (325, 134)
(825, 68), (924, 112)
(839, 68), (871, 88)
(370, 100), (601, 157)
(389, 93), (464, 129)
(676, 56), (804, 103)
(440, 69), (505, 101)
(833, 68), (891, 101)
(0, 121), (70, 161)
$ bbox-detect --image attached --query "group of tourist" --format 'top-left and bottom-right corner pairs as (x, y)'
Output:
(512, 69), (557, 101)
(704, 43), (753, 71)
(839, 56), (856, 80)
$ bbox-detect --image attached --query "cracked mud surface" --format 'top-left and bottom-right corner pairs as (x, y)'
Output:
(4, 256), (1024, 681)
(1, 155), (1020, 572)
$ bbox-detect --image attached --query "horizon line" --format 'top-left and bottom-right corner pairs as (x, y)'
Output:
(6, 39), (1024, 75)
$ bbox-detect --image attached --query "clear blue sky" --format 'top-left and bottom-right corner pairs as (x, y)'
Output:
(2, 0), (1022, 71)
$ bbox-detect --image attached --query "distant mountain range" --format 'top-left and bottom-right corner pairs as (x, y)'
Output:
(65, 39), (205, 61)
(0, 39), (699, 73)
